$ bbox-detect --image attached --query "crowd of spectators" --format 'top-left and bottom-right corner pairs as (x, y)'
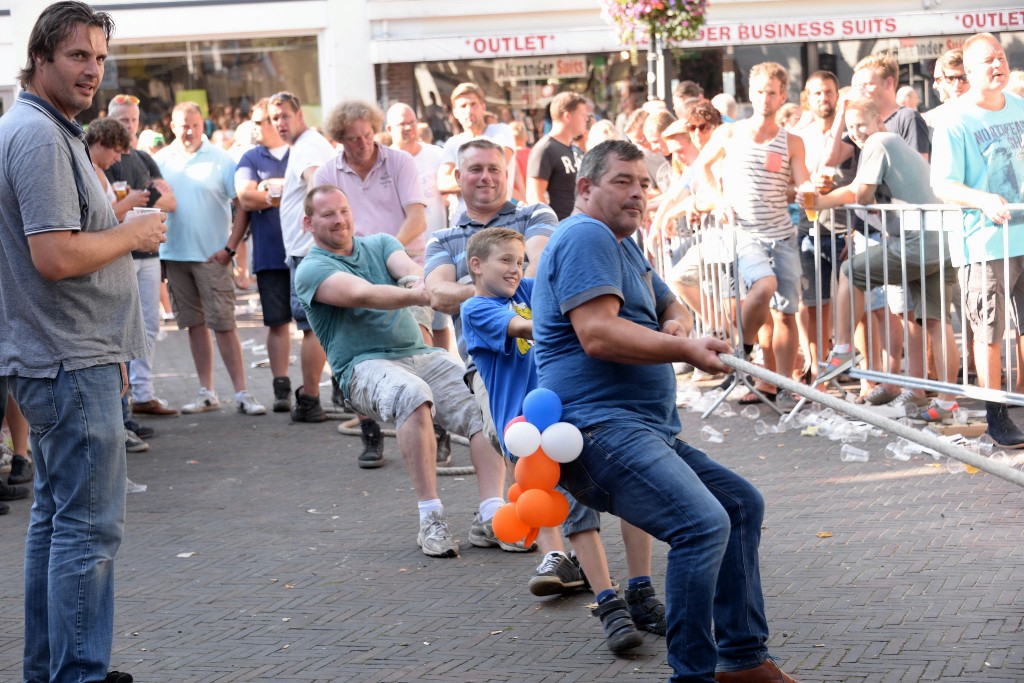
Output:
(3, 3), (1023, 681)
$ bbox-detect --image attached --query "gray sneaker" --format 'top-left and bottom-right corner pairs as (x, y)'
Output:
(468, 513), (537, 552)
(125, 429), (149, 453)
(417, 509), (458, 558)
(528, 551), (587, 596)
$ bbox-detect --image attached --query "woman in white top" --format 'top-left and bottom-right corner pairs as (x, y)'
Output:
(86, 117), (149, 221)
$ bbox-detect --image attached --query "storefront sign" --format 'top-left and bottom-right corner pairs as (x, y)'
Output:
(494, 56), (588, 82)
(371, 7), (1024, 63)
(875, 36), (970, 64)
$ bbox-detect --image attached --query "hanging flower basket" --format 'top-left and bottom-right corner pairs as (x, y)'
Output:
(601, 0), (709, 48)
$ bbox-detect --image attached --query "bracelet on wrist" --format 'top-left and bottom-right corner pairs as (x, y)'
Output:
(223, 245), (236, 258)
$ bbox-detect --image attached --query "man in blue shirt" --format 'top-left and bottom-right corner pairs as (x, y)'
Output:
(226, 98), (293, 412)
(532, 140), (798, 683)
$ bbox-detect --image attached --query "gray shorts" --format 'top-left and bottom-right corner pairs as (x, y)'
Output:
(959, 256), (1024, 344)
(736, 233), (800, 315)
(164, 260), (237, 331)
(348, 352), (484, 436)
(844, 243), (950, 322)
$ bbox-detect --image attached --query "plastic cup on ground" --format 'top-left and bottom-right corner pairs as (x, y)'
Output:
(884, 442), (911, 461)
(840, 444), (870, 462)
(741, 405), (760, 420)
(699, 425), (724, 444)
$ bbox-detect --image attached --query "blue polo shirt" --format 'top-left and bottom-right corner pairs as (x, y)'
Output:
(236, 145), (289, 272)
(155, 141), (236, 262)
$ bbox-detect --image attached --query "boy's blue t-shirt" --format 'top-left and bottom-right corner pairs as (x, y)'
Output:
(461, 278), (537, 453)
(532, 214), (680, 441)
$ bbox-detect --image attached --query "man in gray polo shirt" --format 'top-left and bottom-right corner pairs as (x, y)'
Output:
(0, 3), (165, 682)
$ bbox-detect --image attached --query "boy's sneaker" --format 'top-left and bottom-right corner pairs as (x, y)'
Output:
(182, 388), (220, 414)
(105, 671), (134, 683)
(8, 455), (33, 485)
(0, 478), (29, 501)
(124, 419), (154, 440)
(919, 400), (958, 423)
(125, 430), (149, 453)
(468, 513), (537, 552)
(358, 419), (385, 468)
(818, 348), (861, 385)
(236, 391), (267, 416)
(529, 551), (586, 596)
(593, 596), (644, 653)
(624, 584), (666, 636)
(272, 377), (292, 413)
(435, 424), (451, 467)
(417, 509), (458, 558)
(860, 384), (902, 406)
(290, 386), (325, 422)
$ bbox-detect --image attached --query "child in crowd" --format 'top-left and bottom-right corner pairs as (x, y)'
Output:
(460, 227), (665, 653)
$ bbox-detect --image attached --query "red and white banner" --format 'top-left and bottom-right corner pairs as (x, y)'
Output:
(371, 8), (1024, 63)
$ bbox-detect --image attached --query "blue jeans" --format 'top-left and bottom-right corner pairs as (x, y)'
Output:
(560, 421), (769, 682)
(11, 364), (127, 683)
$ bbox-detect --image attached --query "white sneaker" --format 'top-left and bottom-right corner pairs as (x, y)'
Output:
(236, 391), (267, 416)
(417, 509), (458, 558)
(181, 387), (220, 414)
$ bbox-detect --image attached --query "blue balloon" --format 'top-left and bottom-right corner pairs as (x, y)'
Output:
(522, 388), (563, 432)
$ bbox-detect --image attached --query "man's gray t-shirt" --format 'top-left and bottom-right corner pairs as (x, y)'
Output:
(0, 94), (146, 378)
(855, 131), (943, 261)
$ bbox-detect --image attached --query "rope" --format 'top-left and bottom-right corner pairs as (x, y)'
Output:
(334, 423), (474, 476)
(719, 354), (1024, 488)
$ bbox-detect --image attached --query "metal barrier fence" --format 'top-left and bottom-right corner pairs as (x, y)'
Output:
(652, 203), (1024, 483)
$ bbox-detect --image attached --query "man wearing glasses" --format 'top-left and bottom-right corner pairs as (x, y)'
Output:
(526, 91), (588, 221)
(923, 49), (970, 134)
(107, 92), (179, 421)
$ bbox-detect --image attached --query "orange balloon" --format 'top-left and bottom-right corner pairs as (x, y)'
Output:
(507, 483), (523, 503)
(514, 451), (560, 491)
(492, 503), (530, 544)
(523, 527), (540, 548)
(543, 489), (570, 527)
(516, 488), (557, 527)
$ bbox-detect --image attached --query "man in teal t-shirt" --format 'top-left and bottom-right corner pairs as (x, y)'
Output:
(294, 185), (507, 558)
(932, 31), (1024, 448)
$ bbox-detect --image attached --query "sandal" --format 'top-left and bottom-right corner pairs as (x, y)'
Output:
(738, 390), (776, 405)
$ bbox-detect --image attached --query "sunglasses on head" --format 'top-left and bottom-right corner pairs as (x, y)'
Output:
(110, 94), (139, 105)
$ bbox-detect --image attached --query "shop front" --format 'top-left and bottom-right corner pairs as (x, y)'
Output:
(371, 4), (1024, 140)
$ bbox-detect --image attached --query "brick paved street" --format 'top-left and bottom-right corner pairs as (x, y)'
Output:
(2, 298), (1022, 682)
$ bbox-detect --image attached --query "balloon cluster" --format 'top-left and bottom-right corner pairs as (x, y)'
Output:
(491, 389), (584, 547)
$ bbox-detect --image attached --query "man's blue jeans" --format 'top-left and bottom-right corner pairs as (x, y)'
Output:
(11, 363), (127, 683)
(560, 421), (769, 683)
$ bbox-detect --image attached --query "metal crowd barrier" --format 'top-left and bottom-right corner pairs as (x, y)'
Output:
(654, 203), (1024, 416)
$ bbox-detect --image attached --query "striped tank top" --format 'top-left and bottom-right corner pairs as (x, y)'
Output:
(721, 127), (794, 240)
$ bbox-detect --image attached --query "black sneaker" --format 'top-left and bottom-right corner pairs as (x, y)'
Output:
(985, 401), (1024, 449)
(124, 420), (154, 440)
(435, 424), (451, 467)
(358, 418), (385, 468)
(290, 386), (326, 423)
(593, 596), (644, 653)
(0, 478), (29, 501)
(528, 551), (586, 596)
(105, 671), (133, 683)
(272, 376), (292, 413)
(9, 455), (33, 486)
(624, 583), (666, 636)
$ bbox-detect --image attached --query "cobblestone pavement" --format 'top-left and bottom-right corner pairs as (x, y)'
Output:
(1, 301), (1022, 682)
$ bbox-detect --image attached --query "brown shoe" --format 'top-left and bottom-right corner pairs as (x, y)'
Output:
(715, 660), (798, 683)
(132, 399), (180, 417)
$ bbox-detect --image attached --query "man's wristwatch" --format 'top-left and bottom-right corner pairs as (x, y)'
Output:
(223, 245), (236, 258)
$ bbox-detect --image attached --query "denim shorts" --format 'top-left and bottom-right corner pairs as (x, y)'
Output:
(288, 256), (312, 332)
(736, 233), (800, 315)
(347, 352), (483, 437)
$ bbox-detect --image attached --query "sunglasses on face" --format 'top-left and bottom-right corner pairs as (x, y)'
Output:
(687, 122), (710, 133)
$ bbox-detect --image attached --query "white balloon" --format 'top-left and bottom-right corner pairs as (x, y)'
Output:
(505, 421), (542, 458)
(541, 422), (584, 463)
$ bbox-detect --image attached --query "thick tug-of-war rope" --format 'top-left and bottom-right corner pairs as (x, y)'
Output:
(718, 353), (1024, 488)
